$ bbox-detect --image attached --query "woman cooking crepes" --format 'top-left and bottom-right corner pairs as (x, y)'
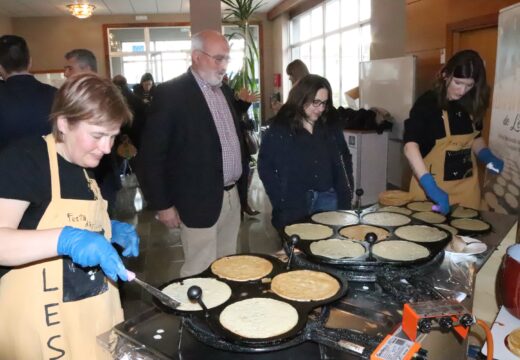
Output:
(404, 50), (504, 214)
(0, 73), (139, 359)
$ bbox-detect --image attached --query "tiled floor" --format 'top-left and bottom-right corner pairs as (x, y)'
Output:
(116, 167), (282, 318)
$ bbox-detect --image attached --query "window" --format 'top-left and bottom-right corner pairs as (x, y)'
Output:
(289, 0), (371, 107)
(106, 24), (260, 87)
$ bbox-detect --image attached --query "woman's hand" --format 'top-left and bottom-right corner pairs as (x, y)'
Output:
(156, 207), (181, 229)
(57, 226), (128, 282)
(477, 148), (504, 174)
(419, 173), (450, 214)
(111, 220), (140, 257)
(237, 88), (260, 103)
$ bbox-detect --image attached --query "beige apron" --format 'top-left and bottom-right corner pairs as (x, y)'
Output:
(409, 111), (481, 209)
(0, 134), (123, 360)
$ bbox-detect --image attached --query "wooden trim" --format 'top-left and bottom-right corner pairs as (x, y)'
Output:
(268, 0), (300, 20)
(289, 0), (323, 18)
(446, 13), (498, 57)
(267, 0), (323, 20)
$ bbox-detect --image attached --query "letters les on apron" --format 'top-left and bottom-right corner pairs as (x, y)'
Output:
(0, 134), (123, 360)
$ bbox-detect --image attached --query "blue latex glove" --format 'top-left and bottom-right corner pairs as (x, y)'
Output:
(110, 220), (139, 257)
(57, 226), (128, 282)
(477, 148), (504, 174)
(419, 173), (450, 215)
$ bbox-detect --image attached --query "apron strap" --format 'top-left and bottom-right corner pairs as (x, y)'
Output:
(82, 170), (103, 200)
(442, 111), (451, 137)
(44, 134), (61, 201)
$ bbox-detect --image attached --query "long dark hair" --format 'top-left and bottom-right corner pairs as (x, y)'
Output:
(433, 49), (490, 128)
(274, 74), (333, 130)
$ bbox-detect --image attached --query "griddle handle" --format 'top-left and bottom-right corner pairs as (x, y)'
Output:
(365, 232), (378, 245)
(187, 285), (210, 317)
(355, 188), (364, 216)
(365, 232), (377, 261)
(286, 235), (300, 270)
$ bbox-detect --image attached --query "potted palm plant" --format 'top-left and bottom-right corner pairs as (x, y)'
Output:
(221, 0), (263, 125)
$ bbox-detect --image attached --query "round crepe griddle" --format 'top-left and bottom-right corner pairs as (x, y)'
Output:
(339, 224), (390, 241)
(411, 211), (446, 224)
(284, 222), (334, 240)
(377, 206), (413, 215)
(394, 225), (448, 243)
(271, 269), (341, 302)
(436, 223), (459, 236)
(362, 211), (411, 227)
(211, 255), (273, 281)
(311, 211), (359, 226)
(219, 297), (299, 339)
(450, 218), (491, 233)
(310, 239), (366, 260)
(451, 206), (479, 219)
(406, 201), (435, 212)
(371, 240), (430, 262)
(162, 277), (232, 311)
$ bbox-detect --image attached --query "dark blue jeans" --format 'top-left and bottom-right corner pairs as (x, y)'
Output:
(307, 188), (338, 215)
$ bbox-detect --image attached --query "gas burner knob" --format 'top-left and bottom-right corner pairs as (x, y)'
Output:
(418, 318), (432, 333)
(459, 313), (474, 328)
(289, 234), (300, 247)
(364, 232), (378, 244)
(356, 188), (364, 197)
(187, 285), (202, 301)
(438, 316), (453, 330)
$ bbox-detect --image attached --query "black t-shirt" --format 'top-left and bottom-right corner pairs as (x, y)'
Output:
(404, 90), (481, 157)
(0, 137), (95, 278)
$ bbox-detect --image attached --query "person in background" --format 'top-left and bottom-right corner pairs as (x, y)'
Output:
(64, 48), (97, 78)
(133, 72), (156, 104)
(64, 48), (121, 214)
(234, 87), (261, 217)
(112, 74), (146, 149)
(137, 30), (247, 277)
(404, 49), (503, 214)
(0, 35), (56, 149)
(259, 74), (353, 229)
(0, 73), (139, 359)
(271, 59), (310, 114)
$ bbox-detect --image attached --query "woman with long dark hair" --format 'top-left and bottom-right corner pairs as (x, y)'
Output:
(404, 49), (503, 213)
(259, 74), (353, 229)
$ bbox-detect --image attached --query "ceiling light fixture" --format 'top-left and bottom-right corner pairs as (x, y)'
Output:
(67, 3), (96, 19)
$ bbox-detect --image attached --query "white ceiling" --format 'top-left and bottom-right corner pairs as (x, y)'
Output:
(0, 0), (281, 17)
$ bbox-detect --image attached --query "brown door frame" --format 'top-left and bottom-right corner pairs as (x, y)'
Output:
(446, 13), (498, 57)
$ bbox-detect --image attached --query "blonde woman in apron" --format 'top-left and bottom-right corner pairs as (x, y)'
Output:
(0, 74), (139, 359)
(404, 50), (504, 214)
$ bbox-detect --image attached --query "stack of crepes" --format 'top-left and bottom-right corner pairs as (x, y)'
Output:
(509, 328), (520, 356)
(378, 190), (413, 206)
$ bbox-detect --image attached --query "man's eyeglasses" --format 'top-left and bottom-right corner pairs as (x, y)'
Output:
(199, 50), (231, 64)
(311, 99), (328, 108)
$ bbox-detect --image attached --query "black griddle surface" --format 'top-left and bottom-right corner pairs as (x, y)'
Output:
(115, 307), (331, 359)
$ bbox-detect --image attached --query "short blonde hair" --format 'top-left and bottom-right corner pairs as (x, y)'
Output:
(50, 73), (132, 141)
